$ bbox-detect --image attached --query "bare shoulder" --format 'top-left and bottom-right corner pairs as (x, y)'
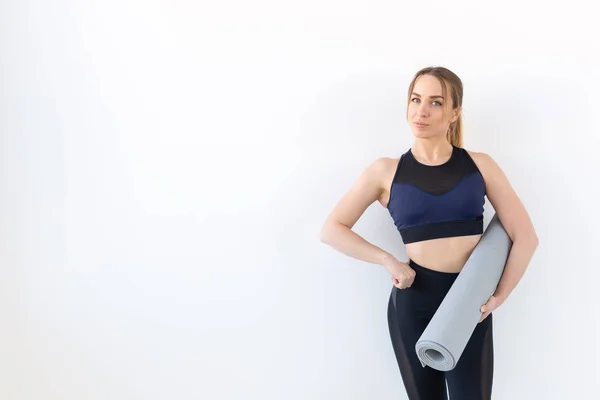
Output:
(366, 156), (399, 189)
(323, 156), (399, 229)
(465, 149), (502, 181)
(366, 156), (399, 178)
(466, 149), (493, 165)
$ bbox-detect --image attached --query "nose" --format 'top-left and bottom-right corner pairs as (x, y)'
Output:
(417, 102), (429, 117)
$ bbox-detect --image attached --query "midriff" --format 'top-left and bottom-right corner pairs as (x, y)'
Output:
(405, 234), (482, 273)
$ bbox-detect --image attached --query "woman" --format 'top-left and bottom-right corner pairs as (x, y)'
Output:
(320, 66), (539, 399)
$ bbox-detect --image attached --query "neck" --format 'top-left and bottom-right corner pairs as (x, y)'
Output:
(411, 138), (453, 163)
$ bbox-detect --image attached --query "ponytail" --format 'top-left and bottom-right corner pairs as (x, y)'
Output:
(447, 114), (463, 148)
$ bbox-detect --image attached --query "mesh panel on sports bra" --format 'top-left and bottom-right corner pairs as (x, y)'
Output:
(393, 147), (481, 195)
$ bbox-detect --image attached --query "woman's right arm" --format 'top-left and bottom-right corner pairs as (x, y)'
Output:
(319, 158), (395, 265)
(319, 158), (416, 289)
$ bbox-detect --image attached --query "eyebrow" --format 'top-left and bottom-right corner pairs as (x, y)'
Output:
(412, 92), (444, 99)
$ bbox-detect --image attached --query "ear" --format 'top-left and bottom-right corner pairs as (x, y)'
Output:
(450, 106), (461, 123)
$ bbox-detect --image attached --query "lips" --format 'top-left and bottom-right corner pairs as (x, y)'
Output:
(414, 122), (429, 127)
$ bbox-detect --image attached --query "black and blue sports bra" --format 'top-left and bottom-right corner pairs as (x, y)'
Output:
(387, 145), (486, 244)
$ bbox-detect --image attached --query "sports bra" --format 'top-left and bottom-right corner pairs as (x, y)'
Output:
(387, 145), (486, 244)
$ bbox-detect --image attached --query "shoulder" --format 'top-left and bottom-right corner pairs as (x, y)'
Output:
(464, 149), (506, 185)
(465, 149), (493, 166)
(366, 156), (400, 175)
(364, 156), (402, 184)
(465, 149), (498, 167)
(321, 156), (402, 229)
(357, 156), (401, 199)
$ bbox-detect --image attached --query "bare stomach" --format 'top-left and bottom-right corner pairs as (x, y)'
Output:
(405, 234), (482, 273)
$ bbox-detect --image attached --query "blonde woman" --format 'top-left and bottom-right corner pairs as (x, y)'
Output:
(320, 66), (539, 399)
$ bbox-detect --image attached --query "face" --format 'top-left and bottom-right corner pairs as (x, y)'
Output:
(407, 74), (459, 140)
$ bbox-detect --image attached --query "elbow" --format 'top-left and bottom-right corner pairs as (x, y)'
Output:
(319, 230), (328, 245)
(529, 225), (540, 248)
(532, 232), (540, 249)
(519, 228), (539, 249)
(320, 223), (332, 244)
(320, 220), (342, 245)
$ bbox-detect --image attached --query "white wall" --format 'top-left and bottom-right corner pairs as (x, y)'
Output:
(1, 0), (599, 399)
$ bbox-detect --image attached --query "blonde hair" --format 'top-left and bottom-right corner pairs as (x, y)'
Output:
(406, 66), (464, 148)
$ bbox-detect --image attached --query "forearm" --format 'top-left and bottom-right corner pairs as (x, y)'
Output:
(493, 235), (539, 301)
(320, 221), (394, 267)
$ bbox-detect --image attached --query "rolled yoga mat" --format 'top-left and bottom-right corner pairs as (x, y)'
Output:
(415, 213), (512, 371)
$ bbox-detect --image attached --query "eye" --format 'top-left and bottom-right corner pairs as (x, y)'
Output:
(411, 98), (442, 106)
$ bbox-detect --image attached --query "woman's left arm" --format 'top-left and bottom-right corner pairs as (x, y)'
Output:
(470, 151), (540, 321)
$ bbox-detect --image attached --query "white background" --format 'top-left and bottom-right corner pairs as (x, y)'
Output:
(1, 0), (599, 399)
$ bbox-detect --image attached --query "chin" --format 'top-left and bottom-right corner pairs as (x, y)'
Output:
(412, 131), (435, 139)
(411, 130), (444, 140)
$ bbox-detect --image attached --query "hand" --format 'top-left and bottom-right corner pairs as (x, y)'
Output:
(382, 256), (416, 289)
(479, 295), (504, 323)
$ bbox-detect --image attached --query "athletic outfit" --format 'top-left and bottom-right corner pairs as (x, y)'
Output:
(386, 145), (494, 399)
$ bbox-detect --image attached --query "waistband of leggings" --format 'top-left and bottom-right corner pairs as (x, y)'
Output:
(408, 259), (460, 280)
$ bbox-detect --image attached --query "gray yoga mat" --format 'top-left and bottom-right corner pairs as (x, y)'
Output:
(415, 213), (512, 371)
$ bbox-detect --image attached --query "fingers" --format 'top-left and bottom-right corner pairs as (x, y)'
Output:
(478, 311), (491, 323)
(480, 298), (494, 313)
(392, 277), (413, 289)
(391, 268), (416, 290)
(393, 278), (404, 289)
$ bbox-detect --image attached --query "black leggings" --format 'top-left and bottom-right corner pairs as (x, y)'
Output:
(387, 260), (494, 400)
